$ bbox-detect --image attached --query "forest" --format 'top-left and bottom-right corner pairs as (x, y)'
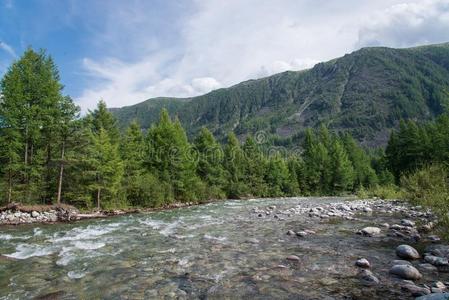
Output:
(0, 48), (448, 215)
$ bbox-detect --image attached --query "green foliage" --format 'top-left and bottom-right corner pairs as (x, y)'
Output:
(112, 43), (449, 148)
(0, 46), (397, 210)
(401, 164), (449, 237)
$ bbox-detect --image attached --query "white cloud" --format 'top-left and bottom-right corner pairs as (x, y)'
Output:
(75, 0), (449, 111)
(357, 0), (449, 48)
(0, 41), (16, 58)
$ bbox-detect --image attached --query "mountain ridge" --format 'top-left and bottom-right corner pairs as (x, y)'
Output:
(111, 42), (449, 147)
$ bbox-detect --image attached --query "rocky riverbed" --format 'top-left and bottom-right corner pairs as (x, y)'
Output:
(0, 197), (448, 299)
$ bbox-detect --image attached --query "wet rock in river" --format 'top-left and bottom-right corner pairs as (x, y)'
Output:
(296, 231), (308, 238)
(391, 259), (413, 266)
(418, 263), (439, 273)
(360, 227), (381, 236)
(401, 282), (431, 297)
(286, 230), (295, 236)
(357, 269), (379, 286)
(424, 255), (449, 266)
(389, 264), (422, 280)
(396, 244), (420, 260)
(416, 294), (449, 300)
(286, 255), (300, 262)
(355, 258), (371, 268)
(401, 219), (415, 227)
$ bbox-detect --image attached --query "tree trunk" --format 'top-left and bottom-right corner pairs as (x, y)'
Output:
(8, 169), (12, 204)
(97, 187), (101, 210)
(56, 141), (65, 205)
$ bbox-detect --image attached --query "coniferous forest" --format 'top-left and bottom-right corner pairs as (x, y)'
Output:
(1, 48), (448, 215)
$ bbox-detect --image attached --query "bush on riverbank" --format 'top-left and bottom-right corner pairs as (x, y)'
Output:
(401, 164), (449, 235)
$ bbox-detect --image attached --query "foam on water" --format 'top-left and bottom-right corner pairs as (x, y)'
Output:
(72, 241), (105, 250)
(5, 243), (56, 259)
(204, 234), (227, 242)
(67, 270), (87, 279)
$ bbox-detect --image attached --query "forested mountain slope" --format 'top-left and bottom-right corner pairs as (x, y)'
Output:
(111, 43), (449, 147)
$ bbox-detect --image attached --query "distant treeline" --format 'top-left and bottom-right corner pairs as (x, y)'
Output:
(1, 48), (446, 211)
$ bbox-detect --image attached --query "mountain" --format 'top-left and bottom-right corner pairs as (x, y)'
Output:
(111, 42), (449, 147)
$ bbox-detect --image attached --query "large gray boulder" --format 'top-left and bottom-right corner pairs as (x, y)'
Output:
(389, 265), (422, 280)
(396, 244), (420, 260)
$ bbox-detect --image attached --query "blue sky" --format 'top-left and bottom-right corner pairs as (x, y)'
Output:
(1, 0), (449, 111)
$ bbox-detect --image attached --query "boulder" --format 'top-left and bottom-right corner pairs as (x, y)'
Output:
(355, 258), (371, 268)
(358, 269), (379, 286)
(360, 227), (381, 236)
(396, 245), (420, 260)
(389, 265), (422, 280)
(424, 255), (449, 266)
(416, 294), (449, 300)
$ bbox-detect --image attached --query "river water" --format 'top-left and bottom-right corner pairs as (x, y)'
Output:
(0, 197), (441, 299)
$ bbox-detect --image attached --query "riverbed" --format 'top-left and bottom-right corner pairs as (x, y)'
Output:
(0, 197), (445, 299)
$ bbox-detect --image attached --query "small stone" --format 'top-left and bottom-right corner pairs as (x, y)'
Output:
(396, 244), (420, 260)
(434, 282), (447, 290)
(31, 211), (39, 218)
(363, 207), (372, 213)
(401, 219), (415, 227)
(286, 230), (295, 236)
(389, 265), (422, 280)
(358, 269), (379, 286)
(416, 293), (449, 300)
(296, 231), (308, 238)
(401, 283), (431, 297)
(428, 235), (441, 243)
(391, 260), (412, 266)
(425, 255), (449, 266)
(360, 227), (381, 236)
(355, 258), (371, 268)
(286, 255), (300, 262)
(418, 263), (439, 273)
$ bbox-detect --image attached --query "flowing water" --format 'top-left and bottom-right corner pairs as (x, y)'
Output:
(0, 197), (441, 299)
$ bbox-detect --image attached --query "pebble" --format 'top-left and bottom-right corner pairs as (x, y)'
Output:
(389, 265), (422, 280)
(391, 260), (413, 266)
(355, 258), (371, 268)
(286, 255), (300, 262)
(358, 269), (379, 286)
(360, 227), (381, 236)
(416, 294), (449, 300)
(401, 282), (431, 297)
(396, 244), (420, 260)
(286, 230), (295, 236)
(401, 219), (415, 227)
(425, 255), (449, 266)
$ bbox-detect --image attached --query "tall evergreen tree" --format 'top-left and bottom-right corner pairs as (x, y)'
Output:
(145, 109), (204, 201)
(223, 132), (248, 198)
(329, 137), (354, 193)
(243, 137), (267, 197)
(194, 127), (226, 198)
(89, 128), (124, 209)
(0, 48), (66, 204)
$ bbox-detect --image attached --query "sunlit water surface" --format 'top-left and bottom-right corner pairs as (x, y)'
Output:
(0, 197), (436, 299)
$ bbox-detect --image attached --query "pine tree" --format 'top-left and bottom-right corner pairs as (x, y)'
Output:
(302, 129), (331, 194)
(243, 137), (267, 196)
(89, 128), (124, 209)
(329, 137), (354, 193)
(342, 133), (377, 188)
(89, 100), (120, 142)
(265, 154), (291, 197)
(145, 109), (204, 202)
(0, 48), (66, 204)
(223, 132), (248, 198)
(194, 127), (226, 198)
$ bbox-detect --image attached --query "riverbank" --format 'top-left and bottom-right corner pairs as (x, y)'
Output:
(0, 201), (199, 226)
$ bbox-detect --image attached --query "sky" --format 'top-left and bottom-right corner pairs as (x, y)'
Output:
(1, 0), (449, 111)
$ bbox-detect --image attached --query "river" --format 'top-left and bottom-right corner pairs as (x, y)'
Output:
(0, 197), (444, 299)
